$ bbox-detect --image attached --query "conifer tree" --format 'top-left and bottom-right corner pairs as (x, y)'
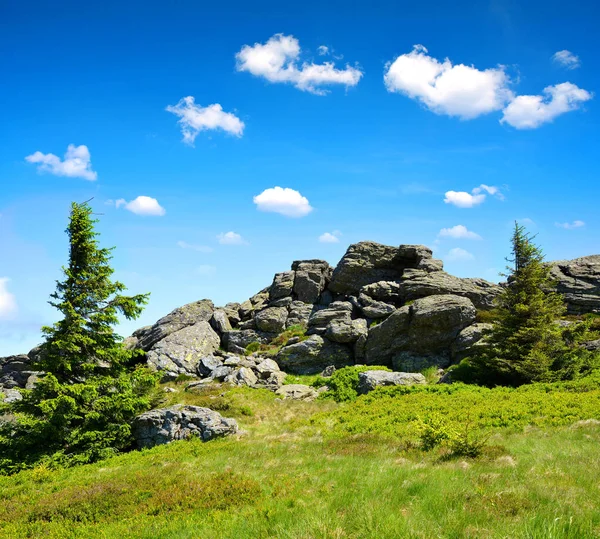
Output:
(0, 201), (158, 473)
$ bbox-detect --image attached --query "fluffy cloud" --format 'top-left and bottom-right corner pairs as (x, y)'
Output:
(438, 225), (482, 240)
(552, 50), (581, 70)
(317, 45), (329, 56)
(0, 278), (17, 320)
(555, 220), (585, 230)
(253, 187), (313, 217)
(217, 231), (248, 245)
(235, 33), (362, 95)
(25, 144), (97, 181)
(444, 184), (502, 208)
(445, 247), (475, 262)
(501, 83), (592, 129)
(177, 241), (213, 253)
(116, 196), (166, 216)
(319, 231), (342, 243)
(166, 96), (245, 145)
(384, 45), (513, 119)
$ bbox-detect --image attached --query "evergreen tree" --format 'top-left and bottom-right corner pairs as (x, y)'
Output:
(455, 223), (598, 386)
(0, 202), (158, 473)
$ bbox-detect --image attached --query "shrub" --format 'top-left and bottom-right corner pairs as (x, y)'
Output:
(320, 365), (391, 403)
(245, 342), (261, 354)
(270, 325), (307, 347)
(417, 413), (454, 451)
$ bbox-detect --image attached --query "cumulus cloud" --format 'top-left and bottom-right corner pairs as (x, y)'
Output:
(25, 144), (97, 181)
(438, 225), (482, 240)
(555, 220), (585, 230)
(552, 50), (581, 70)
(177, 241), (213, 253)
(501, 83), (592, 129)
(445, 247), (475, 262)
(319, 231), (342, 243)
(0, 278), (17, 320)
(116, 196), (166, 216)
(217, 231), (248, 245)
(444, 184), (503, 208)
(166, 96), (245, 145)
(317, 45), (329, 56)
(384, 44), (513, 119)
(253, 186), (313, 217)
(235, 33), (362, 95)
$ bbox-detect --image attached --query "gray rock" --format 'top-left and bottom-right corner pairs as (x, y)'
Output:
(582, 339), (600, 351)
(287, 301), (315, 328)
(451, 323), (493, 360)
(146, 321), (220, 375)
(361, 280), (403, 303)
(292, 260), (331, 304)
(320, 365), (336, 377)
(25, 373), (41, 390)
(1, 388), (23, 403)
(223, 356), (242, 367)
(269, 297), (293, 308)
(226, 366), (258, 387)
(326, 317), (368, 344)
(277, 335), (353, 374)
(211, 365), (233, 381)
(270, 271), (295, 300)
(132, 405), (238, 449)
(399, 269), (501, 310)
(255, 307), (288, 333)
(357, 370), (426, 394)
(238, 319), (257, 330)
(262, 371), (287, 388)
(392, 352), (450, 371)
(222, 303), (242, 327)
(329, 242), (437, 296)
(364, 306), (411, 365)
(0, 354), (31, 388)
(238, 300), (254, 320)
(223, 329), (274, 355)
(358, 293), (397, 319)
(550, 255), (600, 314)
(254, 358), (280, 378)
(136, 300), (215, 351)
(197, 356), (223, 377)
(308, 301), (353, 329)
(275, 384), (318, 401)
(210, 310), (232, 334)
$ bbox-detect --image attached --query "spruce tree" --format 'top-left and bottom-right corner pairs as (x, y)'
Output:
(0, 202), (158, 473)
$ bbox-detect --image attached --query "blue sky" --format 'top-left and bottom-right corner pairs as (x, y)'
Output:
(1, 0), (599, 355)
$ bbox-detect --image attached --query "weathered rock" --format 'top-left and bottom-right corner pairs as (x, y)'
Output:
(308, 301), (353, 330)
(223, 356), (242, 367)
(292, 260), (331, 304)
(254, 358), (281, 379)
(211, 365), (233, 381)
(136, 300), (214, 351)
(238, 300), (254, 320)
(210, 310), (232, 334)
(326, 317), (368, 344)
(360, 280), (403, 303)
(269, 297), (293, 308)
(0, 355), (31, 388)
(222, 329), (274, 355)
(275, 384), (318, 401)
(550, 256), (600, 314)
(226, 366), (258, 387)
(357, 293), (396, 319)
(262, 370), (287, 388)
(399, 269), (501, 310)
(329, 242), (437, 296)
(357, 370), (426, 394)
(270, 271), (295, 300)
(0, 388), (23, 403)
(321, 365), (336, 377)
(365, 295), (476, 369)
(249, 289), (270, 312)
(255, 307), (288, 333)
(146, 321), (220, 375)
(582, 339), (600, 352)
(197, 356), (223, 377)
(287, 301), (315, 328)
(452, 323), (492, 360)
(277, 335), (353, 374)
(222, 303), (242, 327)
(132, 405), (238, 449)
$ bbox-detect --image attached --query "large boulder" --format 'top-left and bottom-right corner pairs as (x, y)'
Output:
(136, 300), (215, 352)
(550, 255), (600, 314)
(277, 335), (353, 374)
(365, 295), (476, 370)
(210, 310), (232, 334)
(326, 317), (368, 344)
(146, 321), (220, 375)
(222, 329), (275, 355)
(287, 301), (315, 328)
(275, 384), (319, 401)
(329, 242), (442, 296)
(269, 271), (295, 301)
(255, 306), (288, 333)
(451, 323), (492, 361)
(292, 260), (331, 304)
(132, 405), (238, 449)
(0, 355), (31, 389)
(399, 269), (501, 310)
(307, 301), (353, 333)
(357, 370), (426, 394)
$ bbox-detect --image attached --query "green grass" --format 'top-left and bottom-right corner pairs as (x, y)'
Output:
(2, 380), (600, 538)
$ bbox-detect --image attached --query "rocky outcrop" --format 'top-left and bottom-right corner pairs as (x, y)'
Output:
(357, 371), (426, 394)
(0, 355), (32, 389)
(275, 384), (319, 401)
(132, 405), (238, 449)
(550, 256), (600, 314)
(277, 335), (353, 374)
(451, 323), (492, 361)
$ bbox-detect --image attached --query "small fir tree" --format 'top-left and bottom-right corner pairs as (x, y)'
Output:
(0, 202), (158, 473)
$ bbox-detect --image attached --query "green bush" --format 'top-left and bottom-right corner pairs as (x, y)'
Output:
(245, 342), (261, 354)
(270, 325), (307, 347)
(320, 365), (391, 403)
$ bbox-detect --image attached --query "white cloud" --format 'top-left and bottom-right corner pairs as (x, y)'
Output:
(501, 83), (592, 129)
(317, 45), (329, 56)
(235, 33), (362, 95)
(552, 50), (580, 70)
(384, 44), (513, 119)
(197, 265), (216, 277)
(217, 231), (248, 245)
(0, 278), (17, 320)
(116, 196), (166, 216)
(253, 186), (313, 217)
(166, 96), (245, 145)
(444, 184), (503, 208)
(445, 247), (475, 262)
(177, 241), (213, 253)
(25, 144), (97, 181)
(319, 231), (342, 243)
(555, 220), (585, 230)
(438, 225), (482, 240)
